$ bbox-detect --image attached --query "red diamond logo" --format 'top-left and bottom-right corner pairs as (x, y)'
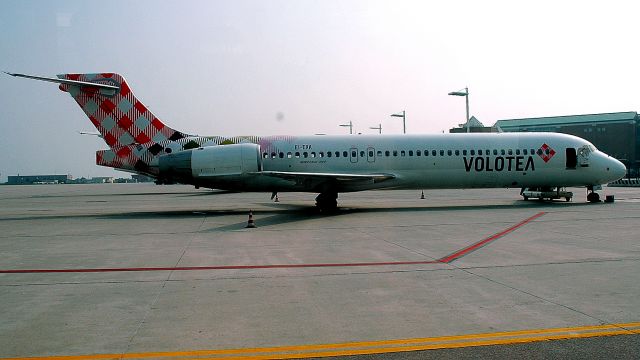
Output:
(134, 101), (147, 114)
(103, 133), (117, 146)
(135, 132), (151, 144)
(538, 143), (556, 163)
(117, 146), (132, 158)
(117, 115), (133, 130)
(151, 118), (164, 130)
(119, 81), (130, 97)
(100, 99), (116, 113)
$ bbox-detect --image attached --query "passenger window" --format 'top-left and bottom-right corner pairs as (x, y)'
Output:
(287, 152), (292, 158)
(377, 151), (382, 157)
(478, 150), (483, 155)
(409, 150), (413, 156)
(263, 152), (268, 159)
(393, 150), (398, 156)
(508, 149), (513, 155)
(417, 150), (421, 156)
(401, 150), (406, 156)
(501, 149), (505, 155)
(279, 152), (284, 158)
(463, 150), (467, 156)
(343, 151), (348, 157)
(470, 150), (475, 155)
(523, 149), (527, 155)
(319, 152), (324, 158)
(493, 149), (498, 155)
(303, 152), (308, 158)
(311, 152), (316, 158)
(531, 149), (535, 155)
(369, 150), (374, 157)
(385, 150), (390, 156)
(455, 150), (460, 156)
(537, 149), (543, 155)
(295, 152), (300, 158)
(360, 151), (365, 157)
(516, 149), (520, 155)
(352, 150), (357, 157)
(327, 152), (332, 157)
(440, 150), (444, 156)
(271, 152), (276, 159)
(336, 151), (340, 157)
(432, 150), (436, 156)
(447, 150), (452, 156)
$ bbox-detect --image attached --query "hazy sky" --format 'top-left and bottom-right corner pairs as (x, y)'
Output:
(1, 0), (639, 181)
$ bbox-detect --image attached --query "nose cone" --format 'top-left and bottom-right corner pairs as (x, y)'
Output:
(609, 157), (627, 181)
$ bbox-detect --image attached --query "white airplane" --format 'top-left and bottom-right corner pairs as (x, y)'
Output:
(6, 72), (626, 210)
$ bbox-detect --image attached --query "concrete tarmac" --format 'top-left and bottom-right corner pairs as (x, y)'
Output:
(0, 184), (639, 359)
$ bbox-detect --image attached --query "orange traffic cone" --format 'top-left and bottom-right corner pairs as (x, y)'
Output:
(246, 210), (256, 228)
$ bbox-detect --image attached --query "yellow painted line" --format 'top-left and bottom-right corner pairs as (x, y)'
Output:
(4, 322), (640, 360)
(189, 330), (637, 360)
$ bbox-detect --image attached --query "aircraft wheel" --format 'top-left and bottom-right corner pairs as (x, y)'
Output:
(587, 192), (600, 203)
(523, 195), (529, 201)
(316, 192), (338, 212)
(565, 196), (572, 202)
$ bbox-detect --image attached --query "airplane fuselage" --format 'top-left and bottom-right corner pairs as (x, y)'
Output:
(157, 132), (626, 193)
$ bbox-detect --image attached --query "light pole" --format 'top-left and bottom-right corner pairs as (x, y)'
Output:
(339, 121), (353, 134)
(369, 124), (382, 134)
(390, 111), (406, 134)
(448, 87), (469, 133)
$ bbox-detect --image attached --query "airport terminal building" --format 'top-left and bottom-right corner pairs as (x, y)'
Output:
(8, 174), (72, 185)
(495, 112), (640, 177)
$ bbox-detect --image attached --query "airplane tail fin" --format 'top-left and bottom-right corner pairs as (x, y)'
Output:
(56, 73), (187, 148)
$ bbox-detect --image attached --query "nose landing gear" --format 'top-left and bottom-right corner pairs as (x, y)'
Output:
(587, 186), (601, 203)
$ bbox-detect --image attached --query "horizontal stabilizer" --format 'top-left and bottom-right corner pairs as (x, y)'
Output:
(4, 72), (119, 95)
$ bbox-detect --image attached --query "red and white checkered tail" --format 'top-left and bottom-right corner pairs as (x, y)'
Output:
(58, 73), (187, 149)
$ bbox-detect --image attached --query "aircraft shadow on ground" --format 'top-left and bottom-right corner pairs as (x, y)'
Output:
(2, 200), (598, 225)
(213, 200), (594, 229)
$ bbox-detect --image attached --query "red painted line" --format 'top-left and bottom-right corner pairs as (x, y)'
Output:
(0, 261), (439, 274)
(0, 212), (544, 274)
(437, 211), (546, 263)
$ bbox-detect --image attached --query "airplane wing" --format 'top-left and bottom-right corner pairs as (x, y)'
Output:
(253, 171), (395, 185)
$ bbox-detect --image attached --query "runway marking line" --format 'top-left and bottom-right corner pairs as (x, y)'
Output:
(437, 211), (546, 263)
(3, 321), (639, 360)
(0, 212), (545, 274)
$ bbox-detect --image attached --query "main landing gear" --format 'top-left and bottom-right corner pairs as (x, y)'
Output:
(315, 192), (338, 212)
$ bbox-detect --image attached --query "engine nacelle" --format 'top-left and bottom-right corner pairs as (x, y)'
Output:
(158, 143), (262, 185)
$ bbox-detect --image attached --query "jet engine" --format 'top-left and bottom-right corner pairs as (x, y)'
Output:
(158, 143), (262, 186)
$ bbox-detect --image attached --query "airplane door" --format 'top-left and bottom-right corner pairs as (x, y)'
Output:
(350, 147), (358, 163)
(566, 148), (577, 169)
(367, 147), (375, 163)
